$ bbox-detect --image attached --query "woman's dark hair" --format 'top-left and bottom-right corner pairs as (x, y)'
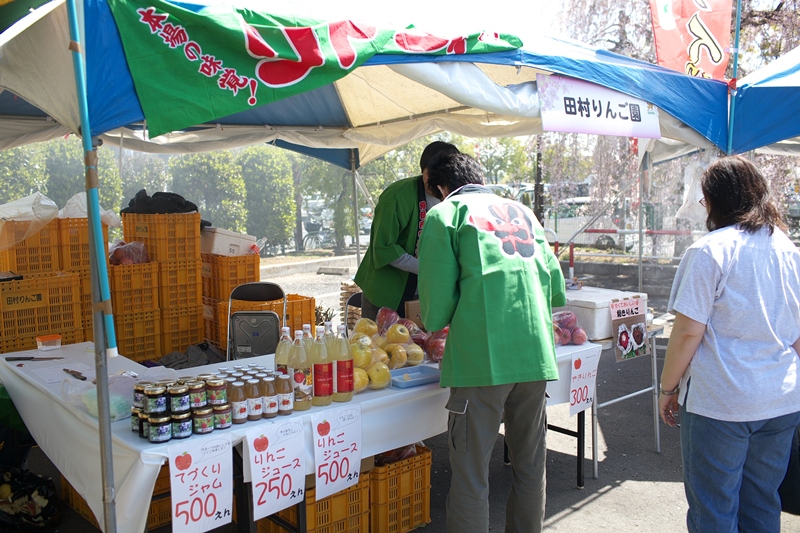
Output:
(419, 141), (459, 173)
(701, 155), (786, 234)
(426, 152), (484, 198)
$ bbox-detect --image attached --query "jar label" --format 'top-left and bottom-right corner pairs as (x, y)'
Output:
(232, 400), (248, 421)
(278, 392), (293, 412)
(214, 411), (232, 429)
(142, 421), (150, 439)
(190, 391), (207, 408)
(149, 423), (172, 443)
(131, 417), (140, 432)
(313, 363), (333, 397)
(276, 364), (288, 375)
(207, 388), (228, 405)
(172, 419), (192, 438)
(146, 395), (167, 414)
(263, 394), (279, 414)
(133, 391), (145, 408)
(247, 397), (263, 417)
(193, 415), (214, 434)
(336, 360), (354, 393)
(170, 394), (191, 413)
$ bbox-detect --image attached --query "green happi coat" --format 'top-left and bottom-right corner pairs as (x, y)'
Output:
(419, 187), (566, 388)
(355, 176), (422, 310)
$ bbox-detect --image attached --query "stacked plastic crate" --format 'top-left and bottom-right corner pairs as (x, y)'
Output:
(0, 219), (83, 353)
(122, 212), (203, 358)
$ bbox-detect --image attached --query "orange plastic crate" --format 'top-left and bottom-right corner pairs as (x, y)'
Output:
(121, 212), (201, 262)
(161, 305), (203, 354)
(203, 296), (222, 347)
(216, 294), (315, 350)
(201, 252), (261, 300)
(60, 475), (172, 531)
(257, 471), (370, 533)
(370, 445), (431, 533)
(0, 219), (60, 274)
(0, 272), (82, 339)
(58, 218), (109, 272)
(1, 328), (84, 354)
(109, 262), (160, 314)
(158, 259), (202, 309)
(115, 309), (162, 361)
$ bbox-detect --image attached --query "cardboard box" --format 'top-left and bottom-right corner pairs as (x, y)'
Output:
(404, 299), (423, 329)
(200, 227), (256, 256)
(556, 286), (647, 341)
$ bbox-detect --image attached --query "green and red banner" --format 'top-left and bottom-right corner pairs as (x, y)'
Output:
(106, 0), (522, 137)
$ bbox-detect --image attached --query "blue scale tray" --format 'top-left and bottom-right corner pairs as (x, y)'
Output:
(390, 366), (440, 388)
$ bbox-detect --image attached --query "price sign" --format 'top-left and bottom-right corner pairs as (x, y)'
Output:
(168, 436), (233, 533)
(244, 421), (306, 520)
(311, 405), (362, 500)
(569, 348), (601, 416)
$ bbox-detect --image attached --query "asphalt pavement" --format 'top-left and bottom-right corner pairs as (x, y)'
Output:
(24, 260), (800, 532)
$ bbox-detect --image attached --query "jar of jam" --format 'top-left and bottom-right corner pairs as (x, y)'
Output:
(138, 410), (150, 439)
(245, 379), (263, 421)
(187, 381), (207, 409)
(168, 385), (191, 413)
(148, 415), (172, 443)
(197, 373), (216, 381)
(172, 411), (192, 439)
(156, 379), (176, 388)
(230, 381), (248, 424)
(133, 381), (152, 409)
(206, 379), (228, 406)
(131, 407), (141, 432)
(192, 407), (214, 435)
(177, 376), (195, 385)
(213, 404), (232, 430)
(144, 386), (168, 414)
(277, 374), (294, 416)
(262, 376), (278, 419)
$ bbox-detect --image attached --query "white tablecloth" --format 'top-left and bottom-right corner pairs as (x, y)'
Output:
(0, 341), (600, 533)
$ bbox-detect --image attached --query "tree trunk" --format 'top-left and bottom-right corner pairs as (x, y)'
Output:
(292, 161), (304, 251)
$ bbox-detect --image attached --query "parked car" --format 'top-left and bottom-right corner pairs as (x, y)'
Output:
(543, 196), (626, 247)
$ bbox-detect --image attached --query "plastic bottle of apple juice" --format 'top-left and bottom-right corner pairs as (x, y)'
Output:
(332, 325), (354, 402)
(323, 321), (336, 350)
(289, 331), (312, 411)
(311, 326), (333, 406)
(275, 327), (291, 375)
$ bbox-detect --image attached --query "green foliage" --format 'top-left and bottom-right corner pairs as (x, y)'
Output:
(120, 152), (171, 204)
(238, 145), (294, 247)
(169, 151), (247, 232)
(0, 145), (46, 204)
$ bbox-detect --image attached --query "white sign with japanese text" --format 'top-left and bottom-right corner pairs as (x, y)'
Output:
(311, 405), (362, 500)
(244, 421), (306, 520)
(609, 297), (650, 362)
(168, 436), (233, 533)
(569, 348), (602, 416)
(537, 73), (661, 139)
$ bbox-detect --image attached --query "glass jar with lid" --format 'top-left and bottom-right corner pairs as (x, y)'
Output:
(148, 415), (172, 443)
(192, 407), (214, 435)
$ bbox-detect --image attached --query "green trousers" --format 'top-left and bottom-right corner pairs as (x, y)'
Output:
(445, 381), (547, 533)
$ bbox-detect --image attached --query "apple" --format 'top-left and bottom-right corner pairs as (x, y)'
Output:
(373, 347), (389, 366)
(175, 452), (192, 471)
(373, 334), (389, 349)
(425, 338), (446, 363)
(354, 318), (379, 337)
(411, 331), (428, 347)
(398, 318), (417, 331)
(253, 435), (269, 452)
(366, 362), (391, 389)
(384, 343), (408, 369)
(386, 324), (411, 344)
(317, 420), (331, 436)
(556, 311), (577, 331)
(405, 343), (425, 366)
(376, 307), (400, 333)
(352, 343), (373, 369)
(571, 328), (587, 345)
(558, 327), (572, 346)
(574, 358), (582, 370)
(353, 368), (370, 393)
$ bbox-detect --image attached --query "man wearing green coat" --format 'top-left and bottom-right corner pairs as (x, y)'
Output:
(419, 153), (566, 533)
(354, 141), (459, 320)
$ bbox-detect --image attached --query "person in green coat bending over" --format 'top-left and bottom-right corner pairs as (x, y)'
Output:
(355, 141), (460, 320)
(419, 152), (566, 533)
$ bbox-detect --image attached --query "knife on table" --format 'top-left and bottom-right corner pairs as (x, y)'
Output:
(5, 356), (65, 361)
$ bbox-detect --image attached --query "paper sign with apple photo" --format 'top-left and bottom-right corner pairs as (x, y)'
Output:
(609, 297), (649, 362)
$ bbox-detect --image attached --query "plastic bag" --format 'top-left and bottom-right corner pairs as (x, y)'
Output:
(108, 240), (150, 265)
(0, 193), (58, 253)
(552, 310), (587, 346)
(58, 192), (121, 227)
(352, 317), (378, 337)
(398, 318), (429, 348)
(0, 468), (61, 530)
(375, 445), (417, 466)
(375, 307), (399, 335)
(348, 333), (390, 389)
(423, 327), (448, 363)
(60, 374), (134, 422)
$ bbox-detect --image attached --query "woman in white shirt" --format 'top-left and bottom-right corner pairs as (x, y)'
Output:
(659, 155), (800, 532)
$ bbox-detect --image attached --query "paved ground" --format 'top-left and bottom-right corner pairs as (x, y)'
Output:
(24, 259), (800, 532)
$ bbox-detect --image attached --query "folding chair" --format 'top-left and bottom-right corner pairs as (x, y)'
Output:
(226, 282), (286, 361)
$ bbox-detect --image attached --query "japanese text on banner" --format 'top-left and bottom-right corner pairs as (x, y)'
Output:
(311, 405), (362, 500)
(609, 297), (650, 362)
(570, 349), (602, 416)
(245, 421), (306, 520)
(168, 436), (233, 533)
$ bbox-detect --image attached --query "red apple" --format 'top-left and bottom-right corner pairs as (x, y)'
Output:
(558, 327), (572, 346)
(317, 420), (331, 436)
(253, 435), (269, 453)
(411, 331), (428, 347)
(175, 452), (192, 471)
(398, 318), (417, 331)
(574, 358), (582, 370)
(376, 307), (400, 333)
(425, 338), (446, 363)
(571, 328), (587, 345)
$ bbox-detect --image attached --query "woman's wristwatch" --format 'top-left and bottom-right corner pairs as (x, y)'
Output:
(659, 384), (680, 396)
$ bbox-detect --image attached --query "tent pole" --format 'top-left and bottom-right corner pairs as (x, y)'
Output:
(350, 150), (361, 263)
(65, 0), (118, 531)
(726, 0), (743, 155)
(638, 152), (649, 294)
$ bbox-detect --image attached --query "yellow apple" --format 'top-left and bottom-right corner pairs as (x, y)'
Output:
(372, 347), (389, 366)
(366, 362), (391, 389)
(353, 368), (370, 393)
(354, 318), (378, 337)
(386, 323), (411, 344)
(384, 343), (408, 369)
(373, 334), (389, 349)
(405, 343), (425, 366)
(352, 343), (373, 369)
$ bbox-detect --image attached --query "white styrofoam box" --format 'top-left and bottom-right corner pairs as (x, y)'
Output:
(200, 227), (256, 256)
(546, 342), (603, 406)
(554, 286), (647, 341)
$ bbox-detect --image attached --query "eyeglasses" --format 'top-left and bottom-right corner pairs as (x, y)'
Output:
(699, 197), (707, 207)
